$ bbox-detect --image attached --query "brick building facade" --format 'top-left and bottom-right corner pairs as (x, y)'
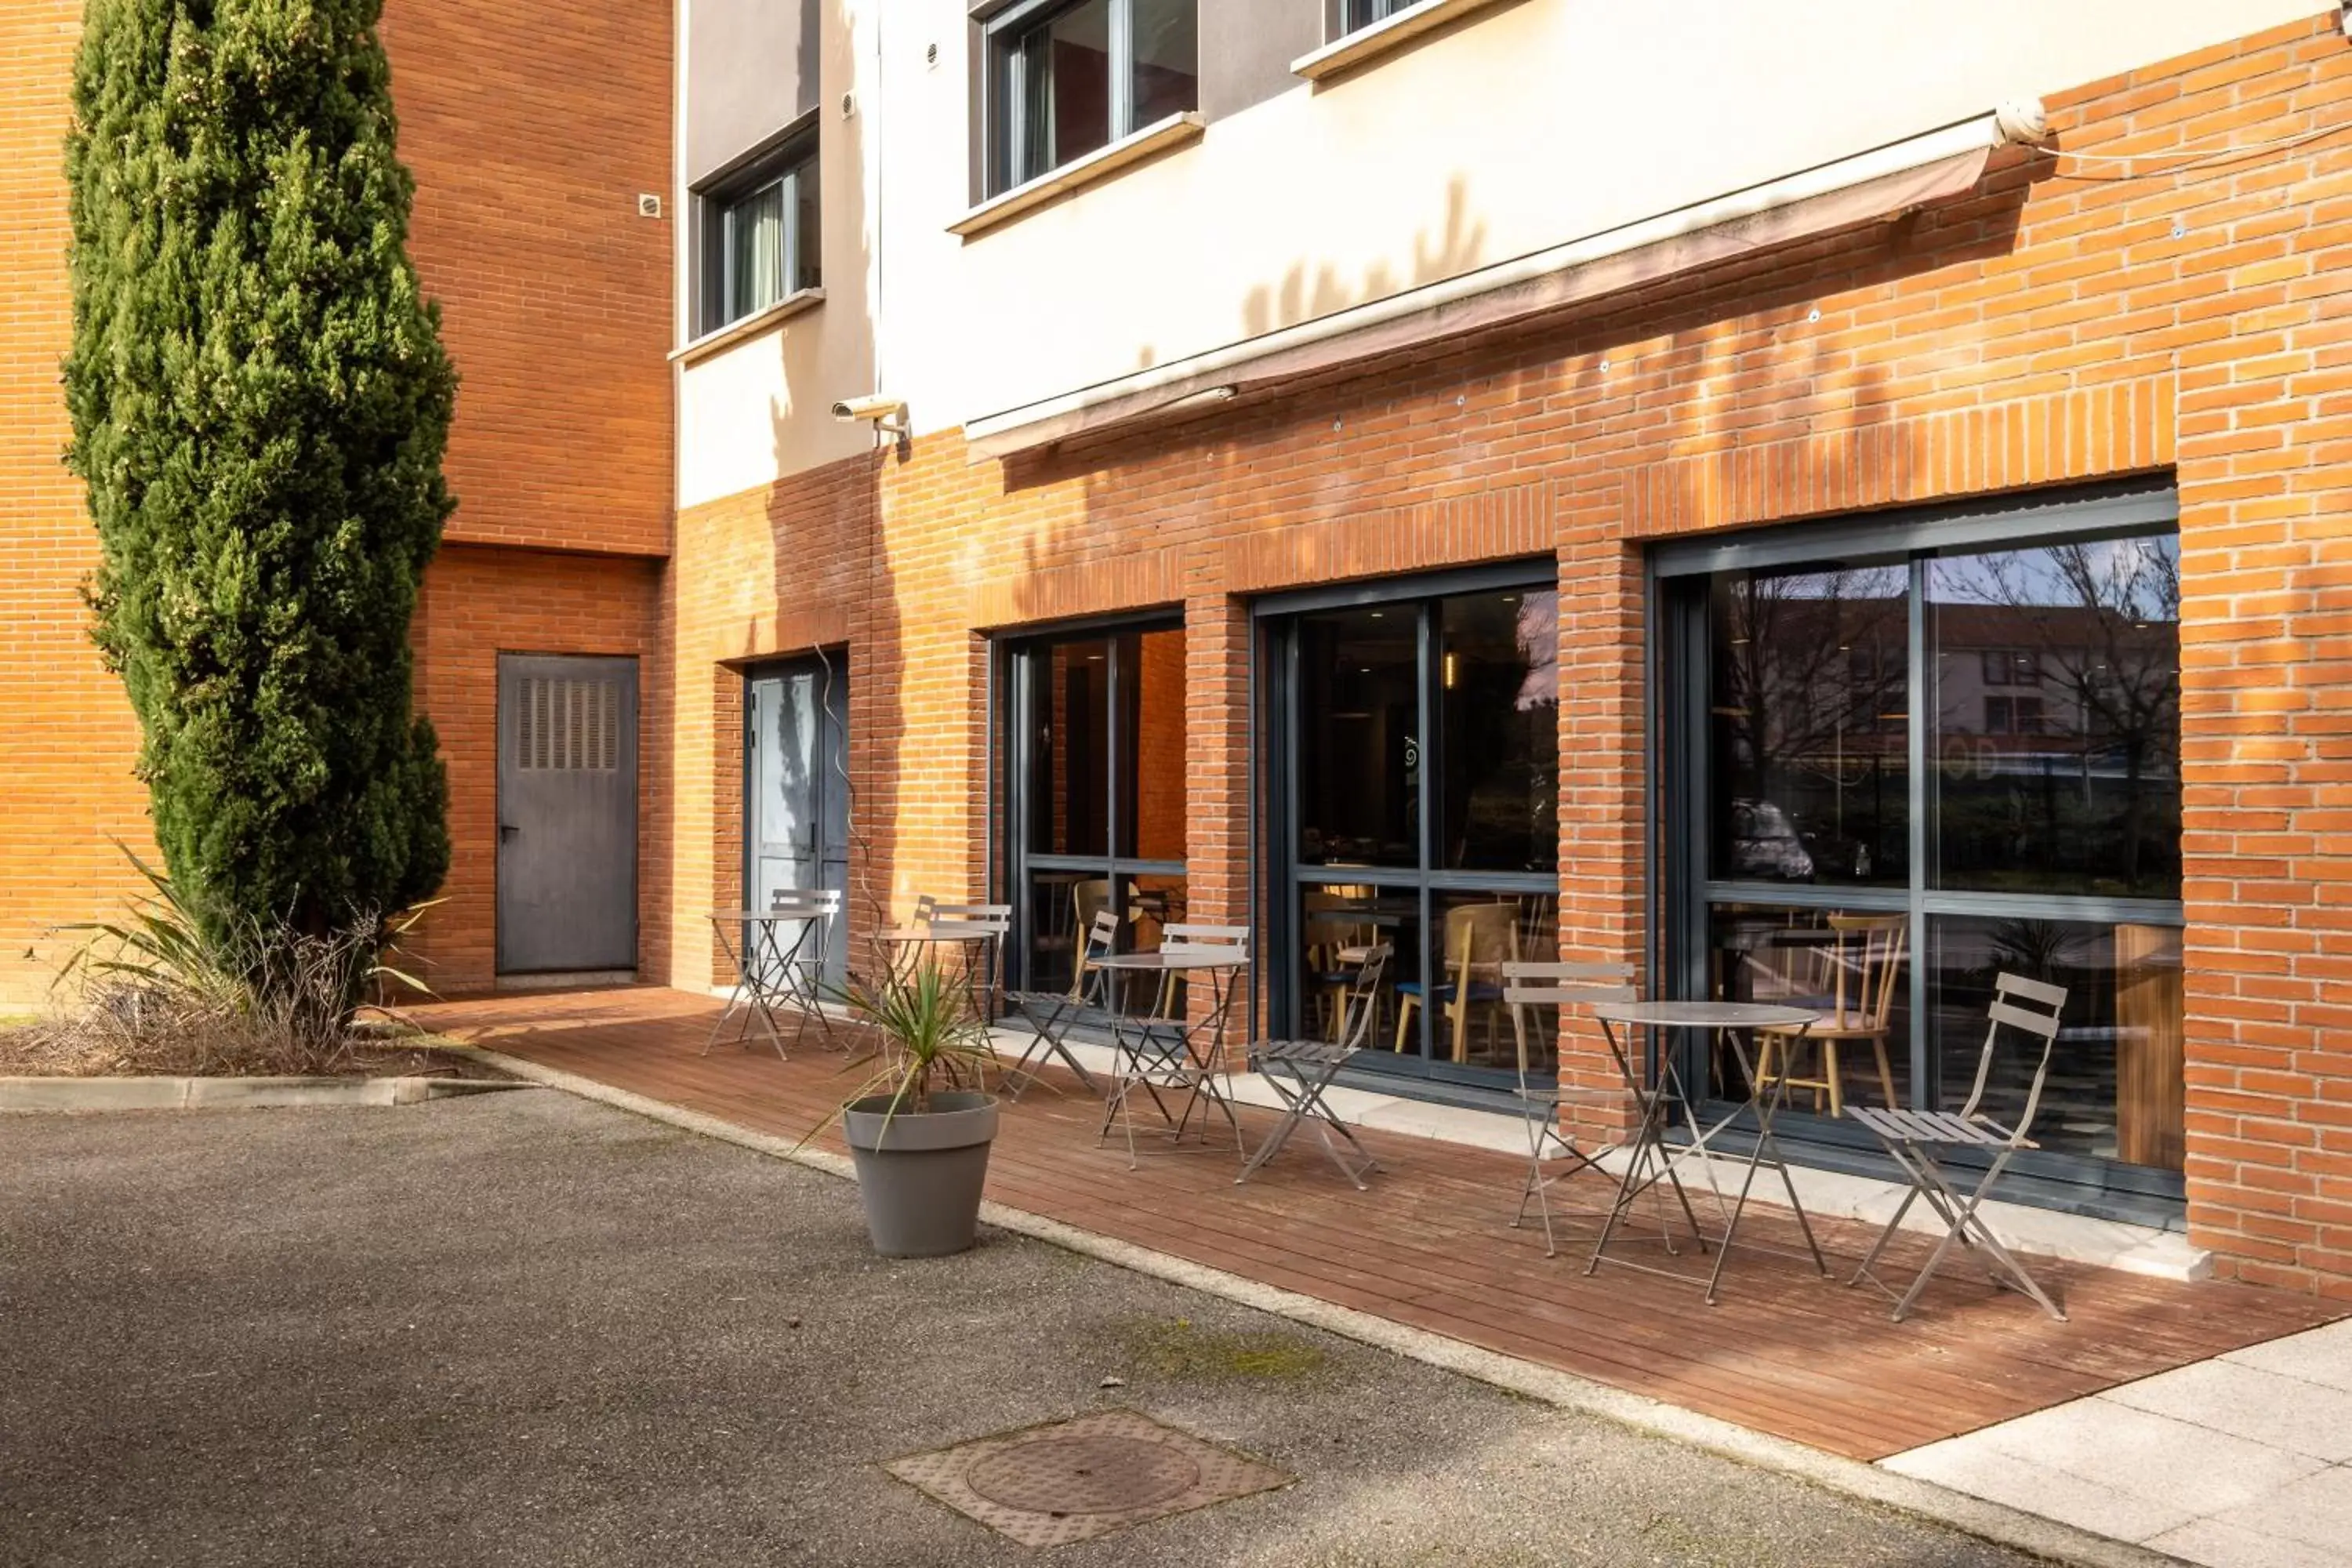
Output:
(0, 0), (673, 1000)
(665, 13), (2352, 1295)
(5, 2), (2351, 1296)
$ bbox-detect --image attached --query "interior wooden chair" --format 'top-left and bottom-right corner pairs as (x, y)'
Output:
(1302, 891), (1379, 1040)
(1072, 877), (1112, 938)
(1755, 913), (1905, 1116)
(1393, 902), (1520, 1063)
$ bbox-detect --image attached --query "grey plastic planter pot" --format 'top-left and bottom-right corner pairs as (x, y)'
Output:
(840, 1091), (1000, 1258)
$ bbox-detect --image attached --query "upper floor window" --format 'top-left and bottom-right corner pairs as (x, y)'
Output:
(1339, 0), (1413, 33)
(985, 0), (1196, 195)
(1980, 649), (2041, 687)
(697, 133), (820, 336)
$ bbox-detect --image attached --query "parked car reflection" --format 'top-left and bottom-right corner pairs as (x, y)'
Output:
(1731, 799), (1815, 881)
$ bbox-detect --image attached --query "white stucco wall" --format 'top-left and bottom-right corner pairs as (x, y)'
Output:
(676, 0), (2331, 510)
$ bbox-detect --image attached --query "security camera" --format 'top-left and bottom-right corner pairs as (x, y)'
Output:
(831, 394), (908, 433)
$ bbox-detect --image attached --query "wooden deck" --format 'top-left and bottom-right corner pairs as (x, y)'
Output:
(412, 985), (2339, 1463)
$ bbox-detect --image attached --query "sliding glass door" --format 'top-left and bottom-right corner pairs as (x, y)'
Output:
(1263, 564), (1561, 1087)
(1001, 620), (1188, 996)
(1658, 485), (2186, 1207)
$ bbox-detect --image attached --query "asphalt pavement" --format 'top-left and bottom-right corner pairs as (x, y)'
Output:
(0, 1090), (2038, 1566)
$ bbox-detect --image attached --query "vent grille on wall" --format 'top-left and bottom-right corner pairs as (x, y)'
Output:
(517, 677), (621, 771)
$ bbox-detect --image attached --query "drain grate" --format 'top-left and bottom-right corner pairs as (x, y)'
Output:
(966, 1434), (1200, 1515)
(886, 1409), (1291, 1548)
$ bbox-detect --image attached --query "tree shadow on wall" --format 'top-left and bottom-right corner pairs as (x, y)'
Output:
(1003, 141), (2046, 516)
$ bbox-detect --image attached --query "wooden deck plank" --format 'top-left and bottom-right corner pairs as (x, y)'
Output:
(414, 987), (2341, 1464)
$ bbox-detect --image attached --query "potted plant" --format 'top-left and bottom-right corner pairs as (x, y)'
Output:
(826, 960), (1000, 1258)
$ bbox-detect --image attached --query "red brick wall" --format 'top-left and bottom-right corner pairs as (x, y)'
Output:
(0, 0), (674, 1006)
(378, 0), (674, 559)
(666, 455), (880, 991)
(409, 546), (665, 993)
(666, 16), (2352, 1294)
(0, 1), (156, 1009)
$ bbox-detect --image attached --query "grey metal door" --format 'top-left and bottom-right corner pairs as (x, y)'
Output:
(747, 659), (849, 988)
(497, 654), (639, 973)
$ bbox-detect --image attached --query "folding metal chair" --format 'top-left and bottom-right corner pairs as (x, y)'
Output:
(768, 886), (844, 1047)
(1501, 960), (1635, 1257)
(1240, 943), (1391, 1189)
(1000, 907), (1118, 1098)
(703, 887), (842, 1059)
(1100, 924), (1250, 1166)
(928, 902), (1011, 1018)
(1847, 971), (2071, 1323)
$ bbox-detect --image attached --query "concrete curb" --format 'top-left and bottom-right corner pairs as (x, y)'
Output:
(452, 1043), (2184, 1568)
(0, 1076), (531, 1112)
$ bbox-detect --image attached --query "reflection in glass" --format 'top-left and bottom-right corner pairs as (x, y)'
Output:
(1025, 639), (1112, 857)
(1928, 916), (2183, 1170)
(793, 164), (822, 292)
(1021, 868), (1104, 999)
(1010, 0), (1112, 186)
(1396, 893), (1550, 1069)
(1122, 627), (1187, 862)
(1129, 0), (1198, 126)
(1927, 538), (2181, 898)
(1298, 884), (1415, 1051)
(725, 180), (784, 321)
(1704, 904), (1911, 1113)
(1708, 563), (1909, 887)
(1115, 871), (1188, 1014)
(1345, 0), (1412, 31)
(1438, 590), (1559, 873)
(1296, 607), (1420, 869)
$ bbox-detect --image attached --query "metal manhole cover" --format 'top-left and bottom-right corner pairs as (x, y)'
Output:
(885, 1409), (1291, 1548)
(966, 1434), (1200, 1515)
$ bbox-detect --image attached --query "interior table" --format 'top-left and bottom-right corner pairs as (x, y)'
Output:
(1090, 949), (1247, 1169)
(703, 909), (828, 1060)
(1586, 999), (1830, 1305)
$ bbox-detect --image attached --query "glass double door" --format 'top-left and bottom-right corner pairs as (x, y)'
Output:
(1004, 622), (1188, 997)
(745, 658), (849, 990)
(1265, 572), (1563, 1086)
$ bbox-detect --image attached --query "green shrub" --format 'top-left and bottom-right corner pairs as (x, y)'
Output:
(63, 0), (456, 995)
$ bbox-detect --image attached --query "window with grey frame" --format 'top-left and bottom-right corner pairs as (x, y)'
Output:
(983, 0), (1198, 195)
(1655, 482), (2187, 1213)
(1334, 0), (1413, 35)
(697, 135), (820, 336)
(1260, 564), (1563, 1089)
(997, 620), (1191, 1005)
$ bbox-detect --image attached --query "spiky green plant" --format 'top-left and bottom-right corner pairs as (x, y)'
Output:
(820, 959), (996, 1123)
(48, 843), (437, 1072)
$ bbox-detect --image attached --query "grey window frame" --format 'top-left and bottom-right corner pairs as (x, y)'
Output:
(1650, 477), (2189, 1221)
(694, 122), (820, 337)
(1257, 559), (1563, 1091)
(1332, 0), (1411, 37)
(981, 0), (1196, 197)
(991, 611), (1190, 1001)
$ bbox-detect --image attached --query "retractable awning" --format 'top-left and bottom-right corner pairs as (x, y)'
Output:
(964, 105), (2046, 463)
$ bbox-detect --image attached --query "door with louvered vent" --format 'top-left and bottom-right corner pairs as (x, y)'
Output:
(496, 655), (639, 973)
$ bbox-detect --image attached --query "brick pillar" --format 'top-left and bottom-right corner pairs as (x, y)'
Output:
(2178, 365), (2352, 1295)
(1554, 517), (1647, 1142)
(1185, 592), (1254, 1064)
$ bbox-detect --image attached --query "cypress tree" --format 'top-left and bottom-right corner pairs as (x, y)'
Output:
(63, 0), (455, 975)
